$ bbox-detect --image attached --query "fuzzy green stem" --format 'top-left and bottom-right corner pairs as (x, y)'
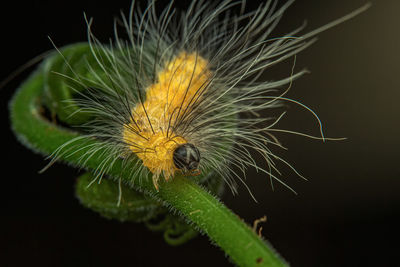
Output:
(10, 70), (287, 267)
(160, 176), (286, 266)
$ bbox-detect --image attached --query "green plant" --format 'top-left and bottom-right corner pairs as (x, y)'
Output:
(9, 50), (287, 265)
(9, 1), (370, 266)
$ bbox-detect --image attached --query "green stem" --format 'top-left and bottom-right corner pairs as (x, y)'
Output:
(10, 70), (287, 266)
(160, 177), (286, 266)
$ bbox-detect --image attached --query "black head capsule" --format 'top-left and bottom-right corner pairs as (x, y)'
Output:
(173, 143), (200, 172)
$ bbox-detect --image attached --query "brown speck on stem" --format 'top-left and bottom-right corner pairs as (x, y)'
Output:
(189, 209), (201, 215)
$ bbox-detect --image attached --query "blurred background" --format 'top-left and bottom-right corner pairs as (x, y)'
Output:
(1, 0), (398, 266)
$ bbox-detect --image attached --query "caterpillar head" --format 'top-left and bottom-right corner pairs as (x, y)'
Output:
(173, 143), (201, 172)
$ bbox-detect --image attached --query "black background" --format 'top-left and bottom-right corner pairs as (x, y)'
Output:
(1, 0), (399, 266)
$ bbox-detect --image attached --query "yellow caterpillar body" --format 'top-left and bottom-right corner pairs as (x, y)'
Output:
(123, 52), (210, 188)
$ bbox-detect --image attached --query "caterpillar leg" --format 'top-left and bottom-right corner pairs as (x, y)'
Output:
(183, 169), (201, 177)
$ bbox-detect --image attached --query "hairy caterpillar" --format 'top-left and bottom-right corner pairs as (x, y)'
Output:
(37, 0), (369, 199)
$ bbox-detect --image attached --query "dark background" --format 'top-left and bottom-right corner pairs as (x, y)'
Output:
(1, 0), (399, 266)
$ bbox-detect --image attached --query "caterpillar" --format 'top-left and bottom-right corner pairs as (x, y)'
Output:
(39, 0), (369, 198)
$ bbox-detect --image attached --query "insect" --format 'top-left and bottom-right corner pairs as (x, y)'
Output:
(7, 0), (370, 257)
(34, 0), (369, 199)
